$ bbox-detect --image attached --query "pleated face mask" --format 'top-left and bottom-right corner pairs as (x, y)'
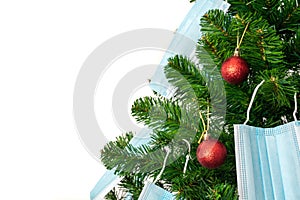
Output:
(234, 81), (300, 200)
(136, 147), (176, 200)
(136, 141), (191, 200)
(137, 181), (175, 200)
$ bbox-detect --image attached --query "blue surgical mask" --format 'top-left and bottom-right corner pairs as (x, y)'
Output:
(235, 83), (300, 200)
(90, 128), (152, 200)
(137, 181), (176, 200)
(234, 122), (300, 200)
(90, 169), (123, 200)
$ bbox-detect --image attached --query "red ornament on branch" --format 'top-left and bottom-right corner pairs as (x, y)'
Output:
(197, 107), (227, 169)
(221, 22), (250, 85)
(221, 50), (249, 85)
(196, 137), (227, 169)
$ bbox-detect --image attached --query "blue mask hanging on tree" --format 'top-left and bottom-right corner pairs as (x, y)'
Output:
(137, 181), (175, 200)
(136, 140), (191, 200)
(136, 147), (176, 200)
(234, 81), (300, 200)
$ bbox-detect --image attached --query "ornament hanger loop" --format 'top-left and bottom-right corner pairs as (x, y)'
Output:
(237, 22), (250, 49)
(235, 22), (250, 56)
(198, 103), (210, 143)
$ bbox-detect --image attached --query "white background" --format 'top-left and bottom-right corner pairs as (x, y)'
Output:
(0, 0), (192, 199)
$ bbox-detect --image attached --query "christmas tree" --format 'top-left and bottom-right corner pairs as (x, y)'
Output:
(100, 0), (300, 199)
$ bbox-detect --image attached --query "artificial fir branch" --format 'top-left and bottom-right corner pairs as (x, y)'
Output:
(118, 175), (145, 199)
(131, 96), (181, 128)
(131, 96), (201, 137)
(104, 188), (119, 200)
(165, 55), (227, 137)
(200, 10), (235, 61)
(202, 12), (230, 37)
(165, 55), (208, 102)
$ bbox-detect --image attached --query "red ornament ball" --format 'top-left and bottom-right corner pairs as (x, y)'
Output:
(196, 139), (227, 169)
(221, 56), (249, 85)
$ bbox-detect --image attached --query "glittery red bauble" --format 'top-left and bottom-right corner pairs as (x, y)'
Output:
(221, 56), (249, 85)
(196, 139), (227, 169)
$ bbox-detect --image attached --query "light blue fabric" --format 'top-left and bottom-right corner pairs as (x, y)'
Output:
(137, 181), (176, 200)
(124, 192), (133, 200)
(90, 170), (123, 200)
(234, 121), (300, 200)
(150, 0), (230, 97)
(90, 128), (152, 200)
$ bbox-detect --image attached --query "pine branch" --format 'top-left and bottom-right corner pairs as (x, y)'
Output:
(104, 188), (119, 200)
(228, 0), (298, 30)
(165, 55), (227, 136)
(118, 175), (145, 200)
(165, 55), (209, 105)
(199, 10), (234, 63)
(131, 96), (203, 142)
(131, 96), (182, 130)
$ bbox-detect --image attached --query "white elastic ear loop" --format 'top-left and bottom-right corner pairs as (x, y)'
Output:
(244, 80), (265, 125)
(171, 140), (191, 196)
(182, 139), (191, 174)
(153, 147), (171, 184)
(293, 93), (298, 121)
